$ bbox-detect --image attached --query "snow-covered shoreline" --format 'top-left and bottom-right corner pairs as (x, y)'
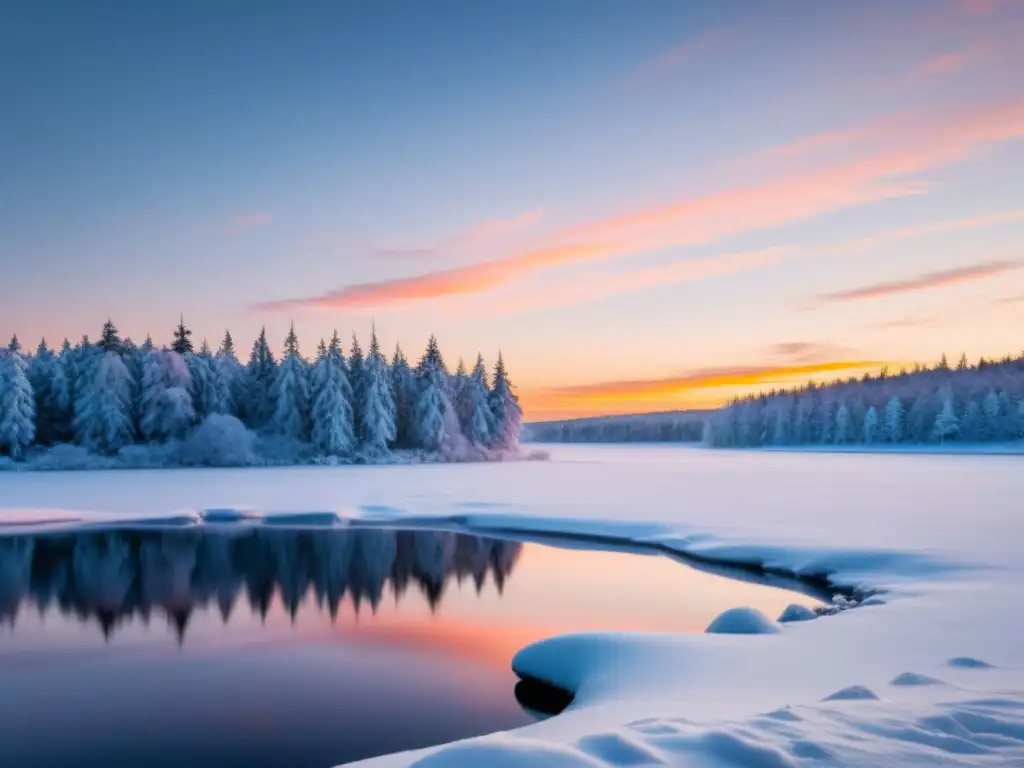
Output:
(1, 445), (1020, 766)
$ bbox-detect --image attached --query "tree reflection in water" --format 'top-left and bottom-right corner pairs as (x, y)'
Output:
(0, 528), (522, 643)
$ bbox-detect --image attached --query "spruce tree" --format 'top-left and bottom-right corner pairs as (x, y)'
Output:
(27, 340), (70, 446)
(390, 344), (416, 447)
(932, 397), (960, 443)
(883, 396), (903, 443)
(310, 333), (355, 456)
(349, 334), (366, 438)
(215, 330), (243, 418)
(74, 352), (134, 455)
(244, 328), (277, 430)
(139, 347), (195, 441)
(171, 315), (194, 355)
(0, 348), (36, 459)
(460, 354), (494, 445)
(412, 336), (451, 451)
(98, 318), (122, 354)
(360, 327), (396, 455)
(488, 352), (522, 450)
(269, 323), (310, 440)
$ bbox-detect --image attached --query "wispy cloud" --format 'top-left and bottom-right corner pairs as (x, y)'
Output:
(255, 96), (1024, 313)
(770, 341), (857, 364)
(373, 210), (544, 260)
(916, 42), (994, 77)
(224, 212), (274, 235)
(491, 246), (794, 314)
(822, 209), (1024, 256)
(546, 361), (887, 400)
(637, 27), (734, 80)
(816, 260), (1019, 304)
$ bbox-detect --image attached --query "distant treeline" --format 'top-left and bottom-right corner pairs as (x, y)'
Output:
(704, 353), (1024, 448)
(525, 410), (707, 443)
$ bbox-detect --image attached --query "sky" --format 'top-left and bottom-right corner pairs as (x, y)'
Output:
(2, 0), (1024, 421)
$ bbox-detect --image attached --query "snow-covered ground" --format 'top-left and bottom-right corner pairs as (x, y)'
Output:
(1, 444), (1022, 766)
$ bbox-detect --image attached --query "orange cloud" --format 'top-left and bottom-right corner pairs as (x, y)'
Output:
(816, 260), (1019, 304)
(546, 360), (887, 400)
(255, 97), (1024, 312)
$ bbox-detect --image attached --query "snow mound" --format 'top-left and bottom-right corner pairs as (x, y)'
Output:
(891, 672), (945, 687)
(576, 732), (666, 765)
(822, 685), (879, 701)
(949, 657), (995, 669)
(408, 737), (604, 767)
(777, 604), (817, 623)
(705, 607), (780, 635)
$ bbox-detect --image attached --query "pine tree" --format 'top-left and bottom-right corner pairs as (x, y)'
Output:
(390, 344), (416, 447)
(171, 316), (194, 355)
(360, 327), (396, 454)
(98, 318), (122, 354)
(186, 343), (226, 419)
(460, 354), (494, 445)
(957, 353), (969, 371)
(960, 399), (983, 442)
(7, 334), (21, 355)
(349, 334), (366, 439)
(0, 348), (36, 459)
(772, 406), (792, 445)
(982, 391), (1002, 440)
(215, 330), (243, 419)
(74, 352), (134, 455)
(310, 335), (355, 457)
(834, 403), (851, 444)
(883, 396), (903, 443)
(863, 406), (879, 444)
(413, 336), (452, 451)
(488, 352), (522, 450)
(269, 323), (310, 440)
(932, 397), (959, 443)
(139, 348), (195, 441)
(244, 328), (277, 430)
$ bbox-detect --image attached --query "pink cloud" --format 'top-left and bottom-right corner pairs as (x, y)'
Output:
(816, 260), (1019, 304)
(254, 96), (1024, 313)
(224, 212), (274, 235)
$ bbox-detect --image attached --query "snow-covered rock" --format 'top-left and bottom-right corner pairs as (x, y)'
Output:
(777, 603), (817, 623)
(705, 607), (780, 635)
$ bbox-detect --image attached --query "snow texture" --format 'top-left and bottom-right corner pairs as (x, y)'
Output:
(0, 443), (1022, 767)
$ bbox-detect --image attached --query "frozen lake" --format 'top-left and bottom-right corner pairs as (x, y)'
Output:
(1, 444), (1021, 767)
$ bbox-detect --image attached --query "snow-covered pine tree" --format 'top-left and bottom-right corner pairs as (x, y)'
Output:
(834, 403), (851, 444)
(349, 334), (366, 439)
(269, 323), (310, 440)
(214, 330), (243, 419)
(982, 391), (1001, 441)
(187, 341), (227, 419)
(244, 328), (277, 430)
(932, 397), (960, 443)
(73, 351), (134, 455)
(960, 399), (983, 442)
(390, 344), (417, 447)
(171, 316), (194, 355)
(310, 334), (356, 457)
(139, 347), (196, 441)
(460, 354), (494, 445)
(359, 327), (396, 455)
(27, 340), (67, 446)
(0, 348), (36, 459)
(488, 352), (522, 451)
(863, 406), (879, 444)
(7, 334), (21, 355)
(771, 405), (792, 446)
(412, 335), (452, 451)
(883, 396), (903, 443)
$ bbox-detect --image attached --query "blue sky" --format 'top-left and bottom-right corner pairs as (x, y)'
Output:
(3, 0), (1024, 419)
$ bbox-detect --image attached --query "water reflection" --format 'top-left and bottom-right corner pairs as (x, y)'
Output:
(0, 528), (521, 643)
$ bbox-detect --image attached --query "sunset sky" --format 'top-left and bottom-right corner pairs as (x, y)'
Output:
(3, 0), (1024, 420)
